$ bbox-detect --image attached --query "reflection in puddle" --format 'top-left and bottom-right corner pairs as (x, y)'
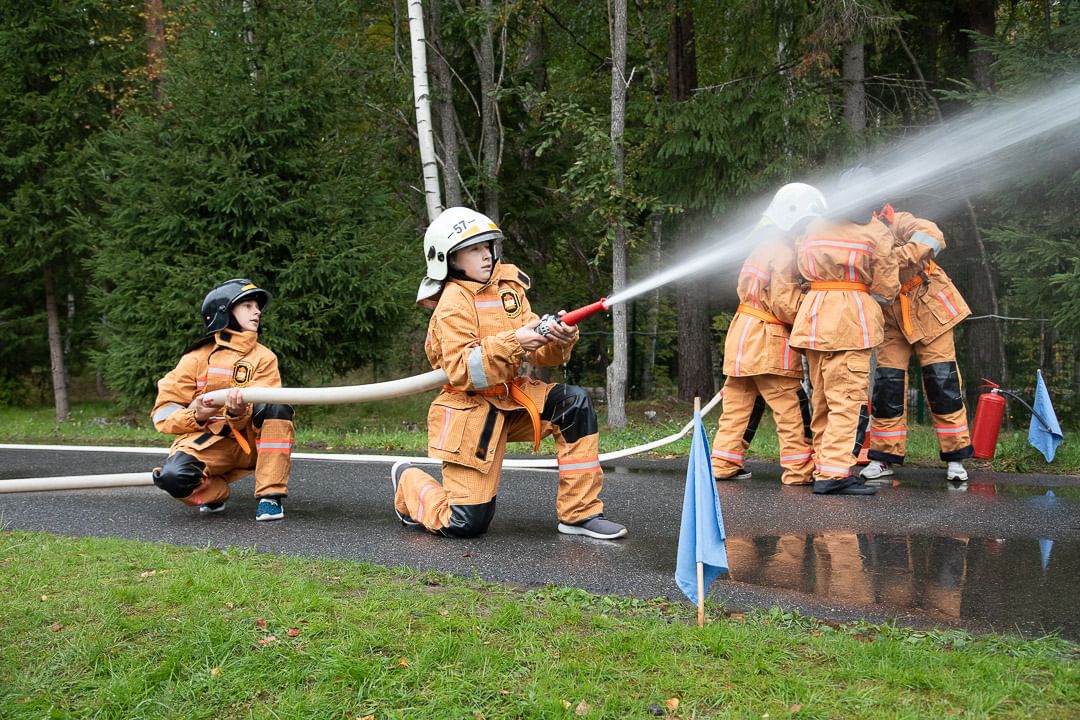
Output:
(726, 532), (1078, 638)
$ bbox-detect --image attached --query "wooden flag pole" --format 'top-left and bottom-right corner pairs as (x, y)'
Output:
(694, 396), (705, 629)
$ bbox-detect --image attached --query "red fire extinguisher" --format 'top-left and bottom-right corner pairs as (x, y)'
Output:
(971, 379), (1006, 459)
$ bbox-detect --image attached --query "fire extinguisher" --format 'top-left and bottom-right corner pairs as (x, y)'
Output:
(971, 379), (1006, 459)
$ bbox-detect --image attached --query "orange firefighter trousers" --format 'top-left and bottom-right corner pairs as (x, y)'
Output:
(178, 418), (293, 507)
(711, 374), (813, 485)
(806, 348), (871, 480)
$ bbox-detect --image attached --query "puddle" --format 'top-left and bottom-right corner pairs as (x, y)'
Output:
(725, 532), (1078, 639)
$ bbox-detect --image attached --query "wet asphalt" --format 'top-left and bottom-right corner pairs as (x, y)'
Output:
(1, 446), (1078, 640)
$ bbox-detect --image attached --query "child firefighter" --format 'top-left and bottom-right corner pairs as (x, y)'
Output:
(150, 279), (295, 520)
(391, 207), (627, 540)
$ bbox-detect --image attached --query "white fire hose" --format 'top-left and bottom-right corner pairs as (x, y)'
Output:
(0, 373), (722, 492)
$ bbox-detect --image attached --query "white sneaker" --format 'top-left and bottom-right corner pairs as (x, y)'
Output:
(860, 461), (894, 480)
(946, 461), (968, 482)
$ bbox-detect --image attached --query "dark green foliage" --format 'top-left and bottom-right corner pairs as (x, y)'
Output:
(89, 1), (418, 405)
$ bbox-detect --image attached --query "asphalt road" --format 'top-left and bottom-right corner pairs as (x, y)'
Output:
(2, 446), (1078, 640)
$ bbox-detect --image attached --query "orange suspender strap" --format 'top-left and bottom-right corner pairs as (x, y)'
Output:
(735, 303), (785, 325)
(807, 281), (870, 292)
(898, 259), (938, 336)
(443, 377), (543, 452)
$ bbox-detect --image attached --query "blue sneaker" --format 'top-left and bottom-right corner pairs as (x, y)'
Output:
(199, 501), (226, 513)
(255, 497), (284, 521)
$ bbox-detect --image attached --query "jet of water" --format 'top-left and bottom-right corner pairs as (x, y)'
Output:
(605, 80), (1080, 309)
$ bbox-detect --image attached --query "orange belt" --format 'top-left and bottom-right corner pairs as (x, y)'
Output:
(898, 260), (938, 337)
(736, 303), (785, 325)
(444, 377), (542, 452)
(808, 281), (869, 292)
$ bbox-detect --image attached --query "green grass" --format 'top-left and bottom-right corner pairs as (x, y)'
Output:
(0, 396), (1076, 474)
(1, 530), (1077, 719)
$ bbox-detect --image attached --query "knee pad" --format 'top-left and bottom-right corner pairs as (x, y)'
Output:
(872, 367), (907, 419)
(852, 404), (870, 456)
(540, 385), (597, 444)
(742, 394), (767, 444)
(796, 387), (812, 442)
(922, 362), (964, 414)
(440, 499), (497, 538)
(253, 403), (294, 428)
(152, 451), (206, 498)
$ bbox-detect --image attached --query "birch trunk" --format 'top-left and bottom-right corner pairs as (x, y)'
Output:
(606, 0), (628, 428)
(407, 0), (444, 221)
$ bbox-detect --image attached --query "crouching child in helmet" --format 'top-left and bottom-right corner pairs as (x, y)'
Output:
(391, 207), (627, 540)
(150, 279), (294, 521)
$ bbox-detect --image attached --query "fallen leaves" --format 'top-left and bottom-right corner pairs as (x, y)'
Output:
(50, 623), (63, 632)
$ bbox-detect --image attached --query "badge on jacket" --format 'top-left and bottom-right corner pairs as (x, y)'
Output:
(501, 289), (522, 318)
(233, 361), (254, 386)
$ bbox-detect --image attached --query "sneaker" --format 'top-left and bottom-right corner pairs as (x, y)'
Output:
(860, 460), (894, 480)
(255, 497), (284, 521)
(716, 467), (752, 481)
(557, 515), (628, 540)
(390, 460), (420, 526)
(199, 501), (226, 513)
(946, 461), (969, 482)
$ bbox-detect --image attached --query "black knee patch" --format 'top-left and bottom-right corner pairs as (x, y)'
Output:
(541, 385), (597, 444)
(440, 498), (497, 538)
(796, 387), (812, 442)
(872, 367), (906, 419)
(922, 362), (964, 415)
(742, 394), (767, 444)
(152, 451), (206, 498)
(253, 403), (294, 428)
(852, 404), (870, 457)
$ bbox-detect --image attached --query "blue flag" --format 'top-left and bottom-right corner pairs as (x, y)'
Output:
(675, 411), (728, 605)
(1028, 370), (1063, 462)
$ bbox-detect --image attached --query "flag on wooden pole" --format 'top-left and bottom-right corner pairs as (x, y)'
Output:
(675, 404), (728, 625)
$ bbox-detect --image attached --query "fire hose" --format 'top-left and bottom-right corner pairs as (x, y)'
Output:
(0, 297), (726, 492)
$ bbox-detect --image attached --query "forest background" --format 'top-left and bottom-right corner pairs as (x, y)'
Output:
(2, 0), (1078, 431)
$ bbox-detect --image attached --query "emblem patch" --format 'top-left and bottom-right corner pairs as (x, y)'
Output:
(233, 361), (254, 387)
(500, 289), (522, 318)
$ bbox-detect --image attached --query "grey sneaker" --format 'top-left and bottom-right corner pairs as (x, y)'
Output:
(716, 467), (752, 481)
(199, 501), (226, 514)
(390, 460), (420, 526)
(557, 515), (628, 540)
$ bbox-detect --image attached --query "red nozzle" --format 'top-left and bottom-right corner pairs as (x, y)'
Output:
(560, 298), (608, 326)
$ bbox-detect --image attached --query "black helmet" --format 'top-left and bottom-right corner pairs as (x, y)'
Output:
(201, 278), (272, 333)
(833, 164), (885, 223)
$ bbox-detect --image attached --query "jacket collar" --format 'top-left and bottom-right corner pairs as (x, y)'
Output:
(213, 329), (259, 353)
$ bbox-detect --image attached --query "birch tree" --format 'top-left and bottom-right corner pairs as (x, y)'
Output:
(606, 0), (629, 427)
(408, 0), (444, 220)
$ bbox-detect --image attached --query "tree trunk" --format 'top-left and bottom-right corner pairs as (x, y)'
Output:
(606, 0), (628, 428)
(144, 0), (166, 98)
(477, 0), (501, 221)
(668, 3), (713, 402)
(407, 0), (444, 221)
(966, 0), (996, 91)
(427, 0), (462, 207)
(44, 265), (70, 423)
(843, 34), (866, 131)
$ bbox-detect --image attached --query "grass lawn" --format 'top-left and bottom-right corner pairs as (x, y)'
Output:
(0, 396), (1075, 475)
(1, 530), (1077, 719)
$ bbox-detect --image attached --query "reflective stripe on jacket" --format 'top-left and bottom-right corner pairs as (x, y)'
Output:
(884, 210), (971, 344)
(788, 217), (900, 351)
(722, 240), (803, 378)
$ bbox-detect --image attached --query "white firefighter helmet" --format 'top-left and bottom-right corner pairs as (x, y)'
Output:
(416, 206), (504, 303)
(762, 182), (828, 232)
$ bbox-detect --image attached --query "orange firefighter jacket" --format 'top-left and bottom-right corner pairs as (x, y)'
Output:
(722, 239), (804, 378)
(881, 209), (971, 344)
(785, 217), (901, 351)
(424, 263), (574, 471)
(151, 330), (282, 454)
